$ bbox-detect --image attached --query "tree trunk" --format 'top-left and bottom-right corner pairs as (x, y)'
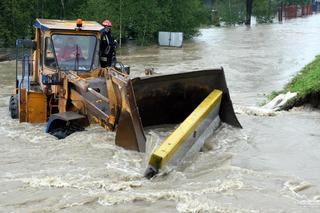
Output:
(278, 2), (283, 22)
(245, 0), (253, 25)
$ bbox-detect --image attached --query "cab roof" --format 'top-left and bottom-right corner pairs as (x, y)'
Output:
(34, 18), (104, 32)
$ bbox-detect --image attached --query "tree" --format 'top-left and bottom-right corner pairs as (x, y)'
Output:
(214, 0), (246, 25)
(0, 0), (210, 47)
(253, 0), (275, 23)
(214, 0), (313, 26)
(0, 0), (84, 47)
(78, 0), (209, 45)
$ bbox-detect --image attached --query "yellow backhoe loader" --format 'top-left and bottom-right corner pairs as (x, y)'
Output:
(9, 19), (241, 178)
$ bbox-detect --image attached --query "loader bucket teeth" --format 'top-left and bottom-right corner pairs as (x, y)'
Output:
(106, 69), (146, 152)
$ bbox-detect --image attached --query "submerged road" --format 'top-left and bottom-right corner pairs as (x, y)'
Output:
(0, 15), (320, 212)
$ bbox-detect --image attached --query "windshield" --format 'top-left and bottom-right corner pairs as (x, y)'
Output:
(50, 34), (98, 71)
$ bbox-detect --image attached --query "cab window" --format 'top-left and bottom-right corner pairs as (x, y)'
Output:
(44, 37), (56, 69)
(52, 34), (97, 71)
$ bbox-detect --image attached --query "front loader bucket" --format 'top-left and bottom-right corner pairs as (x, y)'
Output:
(130, 68), (241, 178)
(132, 68), (241, 128)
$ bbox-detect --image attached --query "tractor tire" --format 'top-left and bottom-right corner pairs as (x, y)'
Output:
(9, 95), (18, 119)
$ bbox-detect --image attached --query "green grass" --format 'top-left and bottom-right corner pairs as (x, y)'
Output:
(269, 55), (320, 100)
(267, 90), (282, 101)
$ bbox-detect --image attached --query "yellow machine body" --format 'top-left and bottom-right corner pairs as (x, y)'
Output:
(19, 90), (47, 123)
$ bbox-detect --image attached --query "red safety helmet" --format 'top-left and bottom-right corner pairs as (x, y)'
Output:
(102, 19), (112, 27)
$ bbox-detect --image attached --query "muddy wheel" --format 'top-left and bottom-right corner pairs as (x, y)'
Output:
(9, 95), (18, 119)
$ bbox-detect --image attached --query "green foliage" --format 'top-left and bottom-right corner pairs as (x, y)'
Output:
(79, 0), (210, 45)
(266, 55), (320, 103)
(253, 0), (274, 23)
(77, 0), (121, 37)
(268, 90), (283, 100)
(285, 55), (320, 98)
(126, 0), (162, 45)
(213, 0), (314, 26)
(214, 0), (278, 25)
(214, 0), (246, 25)
(0, 0), (33, 47)
(0, 0), (210, 47)
(157, 0), (211, 39)
(1, 0), (313, 47)
(0, 0), (83, 47)
(282, 0), (312, 5)
(213, 0), (276, 25)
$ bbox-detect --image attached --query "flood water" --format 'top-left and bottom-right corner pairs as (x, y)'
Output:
(1, 15), (320, 212)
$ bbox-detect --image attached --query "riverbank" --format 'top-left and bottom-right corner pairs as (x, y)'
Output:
(269, 55), (320, 109)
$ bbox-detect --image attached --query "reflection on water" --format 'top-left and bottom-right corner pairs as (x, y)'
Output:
(1, 15), (320, 212)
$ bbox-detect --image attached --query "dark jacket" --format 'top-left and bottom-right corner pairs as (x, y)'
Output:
(100, 29), (116, 67)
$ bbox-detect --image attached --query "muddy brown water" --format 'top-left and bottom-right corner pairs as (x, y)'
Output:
(1, 15), (320, 212)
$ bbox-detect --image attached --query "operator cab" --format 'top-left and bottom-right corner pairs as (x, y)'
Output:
(34, 18), (104, 73)
(45, 34), (100, 71)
